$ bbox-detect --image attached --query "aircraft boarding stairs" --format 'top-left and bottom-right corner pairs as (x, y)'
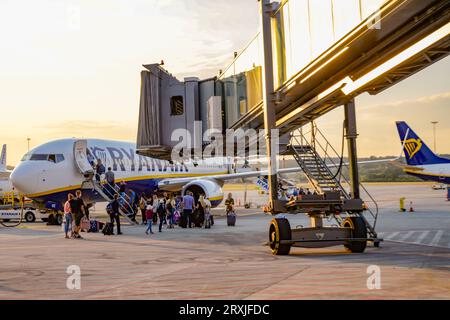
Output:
(285, 126), (379, 240)
(81, 179), (138, 226)
(73, 140), (138, 225)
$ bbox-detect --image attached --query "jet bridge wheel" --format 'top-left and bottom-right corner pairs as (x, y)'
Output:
(342, 217), (367, 253)
(269, 218), (292, 256)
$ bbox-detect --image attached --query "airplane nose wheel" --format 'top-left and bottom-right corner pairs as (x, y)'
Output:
(269, 218), (292, 256)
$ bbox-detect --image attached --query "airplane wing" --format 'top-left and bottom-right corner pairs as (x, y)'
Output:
(158, 167), (303, 190)
(158, 158), (400, 190)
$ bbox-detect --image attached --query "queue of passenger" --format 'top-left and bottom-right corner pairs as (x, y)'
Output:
(61, 155), (218, 239)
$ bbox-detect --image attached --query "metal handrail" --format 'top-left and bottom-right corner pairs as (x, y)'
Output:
(291, 125), (379, 225)
(100, 181), (135, 218)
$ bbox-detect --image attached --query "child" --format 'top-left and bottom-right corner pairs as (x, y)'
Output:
(145, 200), (154, 235)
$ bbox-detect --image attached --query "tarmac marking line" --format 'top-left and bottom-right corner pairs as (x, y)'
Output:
(429, 230), (444, 247)
(412, 230), (430, 245)
(398, 231), (416, 242)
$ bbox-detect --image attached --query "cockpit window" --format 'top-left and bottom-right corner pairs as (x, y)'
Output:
(48, 154), (57, 163)
(28, 154), (65, 163)
(30, 154), (49, 161)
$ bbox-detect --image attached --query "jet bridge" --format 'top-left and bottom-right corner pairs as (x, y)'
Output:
(136, 0), (450, 254)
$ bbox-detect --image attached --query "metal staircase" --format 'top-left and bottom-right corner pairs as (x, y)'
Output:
(81, 179), (138, 226)
(288, 124), (379, 239)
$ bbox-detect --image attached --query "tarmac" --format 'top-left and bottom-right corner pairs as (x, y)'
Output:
(0, 183), (449, 300)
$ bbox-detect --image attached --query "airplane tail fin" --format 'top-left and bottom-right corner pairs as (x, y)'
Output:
(0, 144), (6, 172)
(396, 121), (450, 166)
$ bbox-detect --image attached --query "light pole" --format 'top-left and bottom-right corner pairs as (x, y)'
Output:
(27, 137), (31, 152)
(431, 121), (438, 153)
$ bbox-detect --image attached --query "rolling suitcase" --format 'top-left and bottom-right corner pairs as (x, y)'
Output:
(102, 222), (114, 236)
(89, 220), (99, 233)
(227, 213), (236, 227)
(178, 214), (187, 229)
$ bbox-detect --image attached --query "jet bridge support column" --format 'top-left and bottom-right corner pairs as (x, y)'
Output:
(260, 0), (281, 213)
(344, 99), (360, 200)
(259, 0), (284, 213)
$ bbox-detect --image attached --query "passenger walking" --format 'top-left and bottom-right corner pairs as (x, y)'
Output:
(202, 196), (212, 229)
(197, 195), (208, 228)
(95, 159), (106, 182)
(145, 198), (154, 235)
(119, 181), (126, 193)
(152, 194), (159, 225)
(87, 150), (95, 167)
(63, 194), (74, 239)
(167, 195), (176, 229)
(70, 190), (86, 239)
(109, 194), (122, 235)
(182, 191), (195, 228)
(105, 167), (115, 198)
(139, 193), (147, 225)
(157, 196), (166, 232)
(225, 193), (235, 215)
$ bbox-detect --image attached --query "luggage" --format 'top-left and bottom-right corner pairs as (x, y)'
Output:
(102, 222), (114, 236)
(89, 220), (99, 233)
(178, 214), (187, 229)
(173, 211), (181, 224)
(81, 217), (90, 231)
(227, 213), (236, 227)
(204, 214), (211, 229)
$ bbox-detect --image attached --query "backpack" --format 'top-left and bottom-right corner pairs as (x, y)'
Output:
(157, 200), (166, 214)
(102, 222), (114, 236)
(106, 203), (113, 214)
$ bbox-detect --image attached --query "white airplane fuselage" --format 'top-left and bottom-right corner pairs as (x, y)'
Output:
(11, 138), (229, 207)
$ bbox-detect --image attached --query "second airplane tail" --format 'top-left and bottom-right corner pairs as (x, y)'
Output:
(0, 144), (6, 172)
(396, 121), (450, 166)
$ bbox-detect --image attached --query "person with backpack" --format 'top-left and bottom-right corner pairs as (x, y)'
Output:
(145, 198), (154, 235)
(70, 190), (86, 239)
(95, 159), (106, 182)
(104, 167), (115, 198)
(152, 194), (159, 225)
(109, 194), (122, 235)
(201, 196), (212, 229)
(157, 196), (166, 232)
(139, 193), (147, 225)
(166, 195), (176, 229)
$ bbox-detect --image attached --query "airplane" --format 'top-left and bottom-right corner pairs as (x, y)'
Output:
(10, 138), (305, 213)
(396, 121), (450, 185)
(0, 144), (18, 202)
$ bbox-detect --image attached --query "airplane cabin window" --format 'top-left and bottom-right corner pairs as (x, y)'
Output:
(21, 153), (31, 161)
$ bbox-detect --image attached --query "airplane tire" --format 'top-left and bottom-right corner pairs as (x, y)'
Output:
(269, 218), (292, 256)
(343, 217), (367, 253)
(25, 211), (36, 223)
(55, 214), (63, 226)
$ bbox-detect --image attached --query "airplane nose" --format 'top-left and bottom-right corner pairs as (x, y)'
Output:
(10, 164), (37, 195)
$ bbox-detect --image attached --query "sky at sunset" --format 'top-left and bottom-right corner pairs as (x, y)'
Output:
(1, 0), (449, 166)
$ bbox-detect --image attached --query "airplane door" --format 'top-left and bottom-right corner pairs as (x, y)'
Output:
(74, 140), (94, 176)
